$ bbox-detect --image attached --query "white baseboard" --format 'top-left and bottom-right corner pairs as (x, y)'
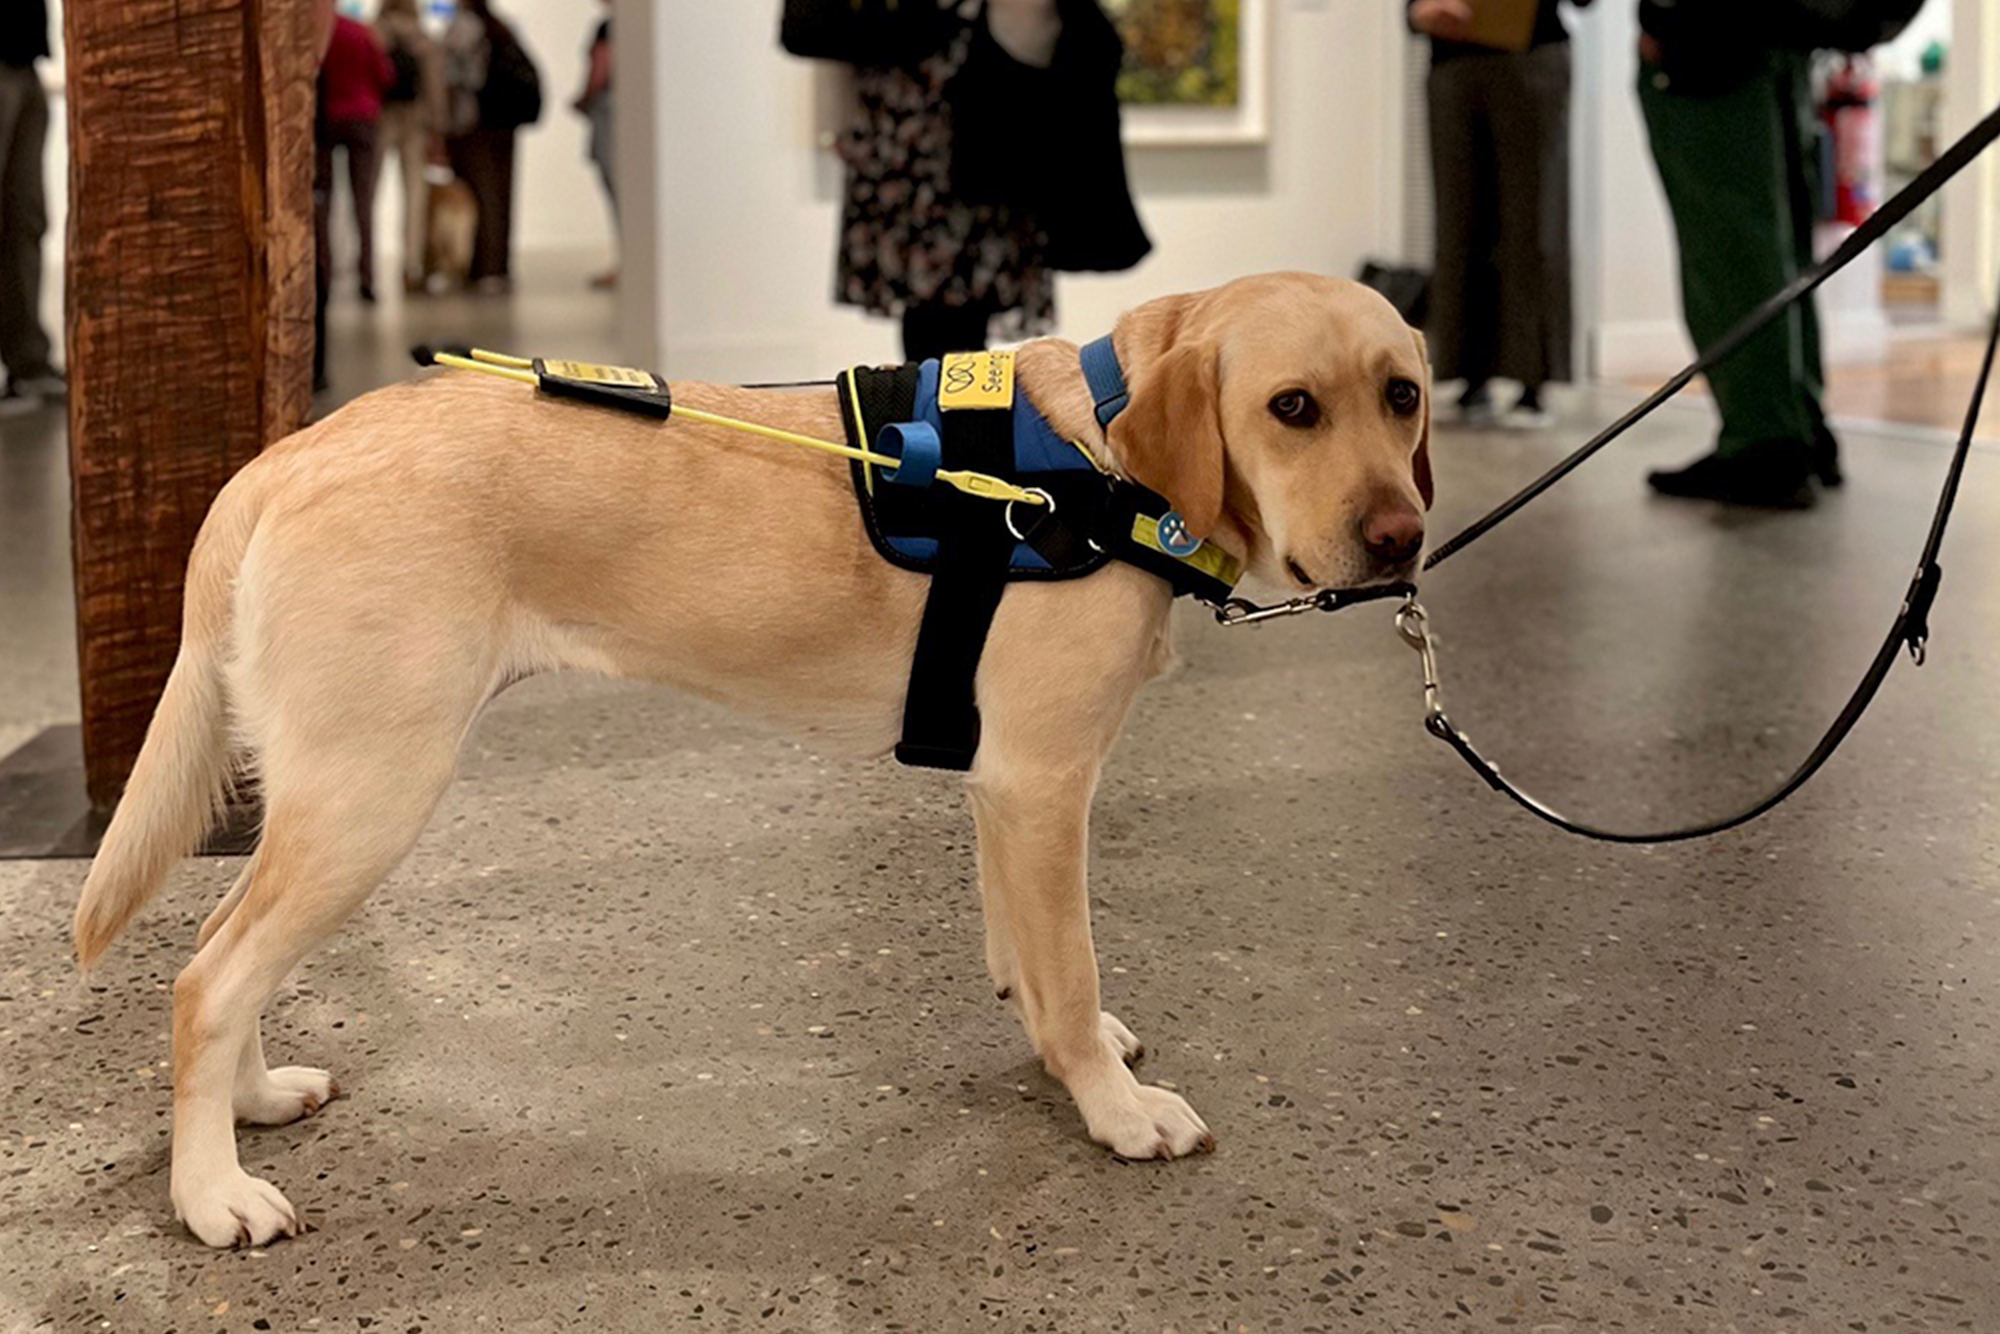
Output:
(1594, 305), (1893, 381)
(1593, 320), (1693, 380)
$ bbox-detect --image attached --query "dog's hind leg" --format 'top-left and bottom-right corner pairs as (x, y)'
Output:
(196, 853), (257, 950)
(169, 730), (461, 1248)
(193, 853), (336, 1126)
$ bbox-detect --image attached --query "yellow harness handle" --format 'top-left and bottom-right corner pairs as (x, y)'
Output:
(432, 350), (1046, 507)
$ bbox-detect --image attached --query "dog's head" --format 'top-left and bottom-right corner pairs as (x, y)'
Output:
(1105, 273), (1432, 592)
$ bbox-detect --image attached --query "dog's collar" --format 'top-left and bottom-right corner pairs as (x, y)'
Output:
(1079, 335), (1129, 431)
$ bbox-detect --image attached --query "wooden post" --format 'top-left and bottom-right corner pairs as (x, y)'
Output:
(63, 0), (317, 808)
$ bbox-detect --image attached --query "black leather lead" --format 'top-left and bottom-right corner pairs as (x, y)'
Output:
(1403, 238), (2000, 844)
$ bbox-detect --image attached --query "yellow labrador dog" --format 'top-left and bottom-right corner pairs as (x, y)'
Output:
(73, 273), (1432, 1248)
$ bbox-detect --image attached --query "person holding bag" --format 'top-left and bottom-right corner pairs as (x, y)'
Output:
(1410, 0), (1590, 431)
(787, 0), (1149, 362)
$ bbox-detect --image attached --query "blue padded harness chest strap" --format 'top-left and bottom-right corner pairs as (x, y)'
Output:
(1079, 335), (1130, 429)
(836, 347), (1245, 772)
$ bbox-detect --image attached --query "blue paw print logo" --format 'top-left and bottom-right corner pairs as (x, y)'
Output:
(1156, 511), (1203, 559)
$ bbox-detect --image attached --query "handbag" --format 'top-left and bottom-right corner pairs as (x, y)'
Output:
(947, 0), (1151, 273)
(479, 24), (543, 129)
(779, 0), (953, 69)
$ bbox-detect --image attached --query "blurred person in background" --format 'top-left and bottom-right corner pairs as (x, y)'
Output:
(0, 0), (62, 413)
(376, 0), (446, 297)
(834, 0), (1147, 362)
(1409, 0), (1591, 430)
(574, 0), (616, 290)
(318, 12), (394, 304)
(836, 0), (1062, 362)
(1637, 1), (1840, 507)
(444, 0), (541, 296)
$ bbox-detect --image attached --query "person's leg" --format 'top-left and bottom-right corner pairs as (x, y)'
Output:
(387, 106), (428, 290)
(344, 119), (384, 301)
(1776, 50), (1841, 486)
(1488, 43), (1573, 425)
(455, 131), (501, 285)
(0, 68), (56, 386)
(492, 129), (517, 282)
(1424, 60), (1477, 391)
(1425, 57), (1500, 416)
(1639, 53), (1818, 504)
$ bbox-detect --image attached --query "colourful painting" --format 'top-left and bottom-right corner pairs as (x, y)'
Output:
(1104, 0), (1244, 110)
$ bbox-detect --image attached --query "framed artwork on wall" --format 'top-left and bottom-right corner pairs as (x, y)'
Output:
(1105, 0), (1271, 146)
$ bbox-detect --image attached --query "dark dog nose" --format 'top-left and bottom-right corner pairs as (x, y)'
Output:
(1361, 505), (1425, 569)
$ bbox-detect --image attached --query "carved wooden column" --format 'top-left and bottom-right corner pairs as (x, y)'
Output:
(63, 0), (317, 807)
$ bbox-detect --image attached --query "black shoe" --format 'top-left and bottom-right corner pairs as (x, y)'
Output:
(1811, 421), (1843, 488)
(1647, 450), (1817, 509)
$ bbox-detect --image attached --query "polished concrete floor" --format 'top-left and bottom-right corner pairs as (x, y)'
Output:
(3, 267), (1998, 1331)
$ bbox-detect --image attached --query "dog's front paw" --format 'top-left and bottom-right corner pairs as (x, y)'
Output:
(235, 1066), (339, 1126)
(1082, 1077), (1215, 1160)
(173, 1169), (303, 1249)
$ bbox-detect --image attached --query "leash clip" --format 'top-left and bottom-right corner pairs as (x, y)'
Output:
(1395, 596), (1448, 728)
(1902, 559), (1943, 666)
(1213, 581), (1417, 628)
(1213, 594), (1324, 627)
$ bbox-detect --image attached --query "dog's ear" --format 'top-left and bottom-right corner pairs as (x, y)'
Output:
(1108, 341), (1226, 539)
(1410, 326), (1435, 511)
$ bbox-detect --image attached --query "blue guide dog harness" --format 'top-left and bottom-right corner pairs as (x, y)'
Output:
(418, 340), (1244, 773)
(836, 341), (1243, 770)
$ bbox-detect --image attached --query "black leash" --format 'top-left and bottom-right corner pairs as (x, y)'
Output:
(1386, 101), (2000, 844)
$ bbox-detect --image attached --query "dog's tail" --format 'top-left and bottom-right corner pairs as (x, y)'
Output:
(74, 473), (263, 970)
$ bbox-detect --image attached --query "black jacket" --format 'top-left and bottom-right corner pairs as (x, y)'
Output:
(948, 0), (1151, 274)
(2, 0), (50, 69)
(1639, 0), (1774, 93)
(1641, 0), (1925, 93)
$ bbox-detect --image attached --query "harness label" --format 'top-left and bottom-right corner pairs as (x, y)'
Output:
(1132, 514), (1244, 589)
(938, 352), (1016, 412)
(541, 360), (657, 389)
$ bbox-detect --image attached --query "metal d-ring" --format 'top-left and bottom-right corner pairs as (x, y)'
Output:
(1004, 488), (1055, 542)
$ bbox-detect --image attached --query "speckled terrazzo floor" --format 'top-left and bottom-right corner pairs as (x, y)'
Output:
(4, 372), (1999, 1330)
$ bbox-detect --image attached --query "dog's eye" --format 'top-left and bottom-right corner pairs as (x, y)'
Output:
(1387, 378), (1422, 416)
(1269, 390), (1319, 428)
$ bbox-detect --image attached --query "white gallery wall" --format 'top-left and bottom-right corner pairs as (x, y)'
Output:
(645, 3), (1411, 382)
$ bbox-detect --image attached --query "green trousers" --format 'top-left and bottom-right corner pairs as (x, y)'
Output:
(1639, 51), (1827, 458)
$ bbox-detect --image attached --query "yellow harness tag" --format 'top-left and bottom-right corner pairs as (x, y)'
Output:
(938, 352), (1015, 412)
(540, 360), (659, 389)
(1132, 515), (1245, 589)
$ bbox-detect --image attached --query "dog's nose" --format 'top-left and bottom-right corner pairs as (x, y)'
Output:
(1361, 505), (1425, 569)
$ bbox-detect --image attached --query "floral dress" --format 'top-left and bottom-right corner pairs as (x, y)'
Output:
(835, 3), (1055, 335)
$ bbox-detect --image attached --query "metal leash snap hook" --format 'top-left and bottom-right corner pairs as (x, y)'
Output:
(1003, 488), (1055, 543)
(1395, 596), (1447, 724)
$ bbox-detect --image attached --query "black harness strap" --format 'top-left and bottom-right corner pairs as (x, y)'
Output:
(893, 399), (1017, 771)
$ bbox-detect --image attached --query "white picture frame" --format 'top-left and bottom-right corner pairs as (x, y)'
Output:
(1113, 0), (1271, 148)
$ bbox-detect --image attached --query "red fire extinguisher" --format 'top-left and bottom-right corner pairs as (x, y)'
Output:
(1823, 56), (1880, 226)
